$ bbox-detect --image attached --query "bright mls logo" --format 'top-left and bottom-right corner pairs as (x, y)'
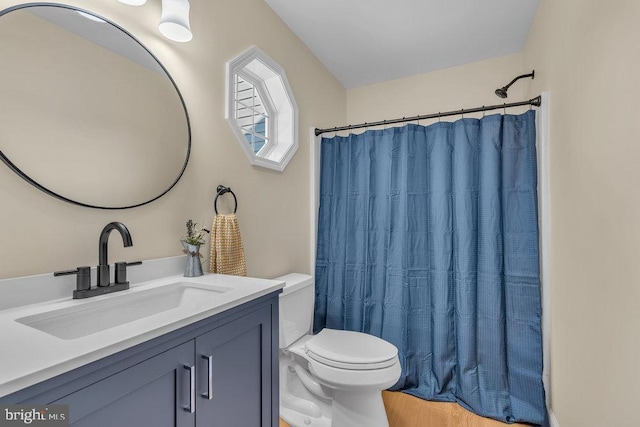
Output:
(1, 406), (68, 426)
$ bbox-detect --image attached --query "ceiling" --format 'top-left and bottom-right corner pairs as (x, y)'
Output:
(264, 0), (540, 89)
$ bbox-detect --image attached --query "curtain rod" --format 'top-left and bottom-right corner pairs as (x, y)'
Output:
(314, 95), (542, 136)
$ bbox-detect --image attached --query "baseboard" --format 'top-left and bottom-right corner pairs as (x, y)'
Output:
(549, 408), (560, 427)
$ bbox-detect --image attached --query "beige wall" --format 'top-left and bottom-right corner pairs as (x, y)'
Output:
(348, 2), (640, 426)
(0, 0), (345, 279)
(523, 1), (640, 426)
(4, 0), (638, 425)
(347, 53), (528, 125)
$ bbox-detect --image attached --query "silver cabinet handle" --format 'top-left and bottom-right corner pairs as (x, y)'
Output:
(183, 364), (196, 413)
(201, 355), (213, 400)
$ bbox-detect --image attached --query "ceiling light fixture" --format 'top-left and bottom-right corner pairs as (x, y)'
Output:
(159, 0), (192, 43)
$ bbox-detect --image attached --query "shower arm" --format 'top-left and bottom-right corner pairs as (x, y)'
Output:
(501, 70), (535, 92)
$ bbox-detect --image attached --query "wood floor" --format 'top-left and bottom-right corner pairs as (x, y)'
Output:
(279, 391), (530, 427)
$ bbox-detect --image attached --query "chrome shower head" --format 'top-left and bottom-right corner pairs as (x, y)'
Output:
(494, 70), (535, 99)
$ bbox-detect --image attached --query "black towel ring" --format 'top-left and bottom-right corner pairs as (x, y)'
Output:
(214, 185), (238, 214)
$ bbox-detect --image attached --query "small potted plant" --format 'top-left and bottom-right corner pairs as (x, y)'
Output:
(181, 219), (208, 277)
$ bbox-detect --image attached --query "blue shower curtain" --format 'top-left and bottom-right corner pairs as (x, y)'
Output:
(314, 111), (546, 425)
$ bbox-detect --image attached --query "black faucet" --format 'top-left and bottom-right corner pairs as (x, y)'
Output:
(98, 222), (133, 288)
(54, 222), (141, 299)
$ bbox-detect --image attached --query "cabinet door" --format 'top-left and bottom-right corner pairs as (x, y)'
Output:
(53, 341), (196, 427)
(195, 305), (273, 427)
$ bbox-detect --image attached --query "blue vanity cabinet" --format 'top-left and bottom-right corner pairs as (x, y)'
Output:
(0, 292), (280, 427)
(195, 304), (273, 426)
(53, 341), (196, 427)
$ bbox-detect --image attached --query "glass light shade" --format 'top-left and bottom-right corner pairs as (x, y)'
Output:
(159, 0), (192, 42)
(118, 0), (147, 5)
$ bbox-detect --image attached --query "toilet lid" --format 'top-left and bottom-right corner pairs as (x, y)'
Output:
(306, 329), (398, 370)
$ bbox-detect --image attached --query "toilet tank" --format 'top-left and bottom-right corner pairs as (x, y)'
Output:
(274, 273), (314, 349)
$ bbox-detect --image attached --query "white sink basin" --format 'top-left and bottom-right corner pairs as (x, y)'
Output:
(15, 282), (232, 340)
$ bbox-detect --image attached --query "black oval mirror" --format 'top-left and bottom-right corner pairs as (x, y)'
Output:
(0, 3), (190, 209)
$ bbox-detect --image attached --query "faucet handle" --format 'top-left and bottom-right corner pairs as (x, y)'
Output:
(54, 266), (92, 291)
(114, 261), (142, 285)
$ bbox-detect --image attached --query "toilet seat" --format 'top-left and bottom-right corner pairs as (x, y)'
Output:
(305, 329), (398, 370)
(307, 350), (397, 370)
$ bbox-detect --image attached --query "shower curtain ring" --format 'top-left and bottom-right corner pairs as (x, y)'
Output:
(503, 103), (507, 114)
(461, 108), (464, 119)
(438, 112), (441, 122)
(482, 106), (486, 117)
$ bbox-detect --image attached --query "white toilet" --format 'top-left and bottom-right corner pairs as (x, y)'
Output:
(276, 273), (401, 427)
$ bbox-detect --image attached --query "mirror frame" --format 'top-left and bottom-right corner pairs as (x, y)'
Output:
(0, 2), (191, 210)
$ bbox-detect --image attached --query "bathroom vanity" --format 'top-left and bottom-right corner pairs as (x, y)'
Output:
(0, 264), (283, 427)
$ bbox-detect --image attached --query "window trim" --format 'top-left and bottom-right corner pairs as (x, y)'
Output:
(225, 46), (298, 172)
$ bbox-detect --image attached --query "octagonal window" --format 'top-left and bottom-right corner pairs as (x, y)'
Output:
(226, 46), (298, 171)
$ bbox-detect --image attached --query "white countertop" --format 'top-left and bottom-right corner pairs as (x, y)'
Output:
(0, 272), (284, 398)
